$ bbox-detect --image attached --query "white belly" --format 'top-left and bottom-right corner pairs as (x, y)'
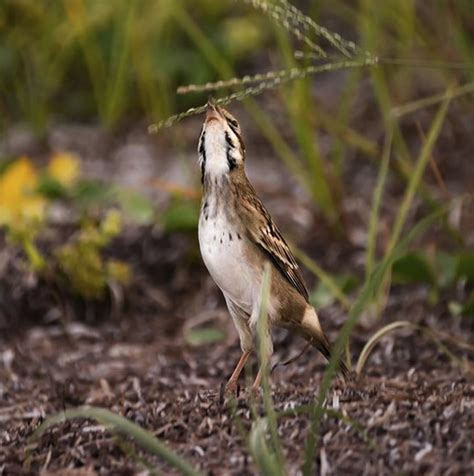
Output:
(198, 211), (256, 313)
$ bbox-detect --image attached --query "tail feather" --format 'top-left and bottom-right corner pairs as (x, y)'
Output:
(299, 306), (351, 380)
(310, 330), (351, 380)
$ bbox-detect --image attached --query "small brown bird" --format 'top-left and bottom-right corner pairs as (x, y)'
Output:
(197, 102), (348, 392)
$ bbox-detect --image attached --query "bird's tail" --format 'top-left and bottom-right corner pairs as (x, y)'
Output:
(299, 306), (351, 380)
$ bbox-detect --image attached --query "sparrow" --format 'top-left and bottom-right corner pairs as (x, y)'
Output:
(197, 101), (348, 392)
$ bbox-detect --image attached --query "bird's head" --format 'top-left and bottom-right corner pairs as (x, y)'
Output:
(198, 101), (245, 180)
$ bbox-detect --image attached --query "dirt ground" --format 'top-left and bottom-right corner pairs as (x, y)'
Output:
(0, 223), (473, 475)
(1, 75), (474, 474)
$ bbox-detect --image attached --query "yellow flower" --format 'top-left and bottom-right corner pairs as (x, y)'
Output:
(48, 151), (80, 187)
(0, 157), (45, 226)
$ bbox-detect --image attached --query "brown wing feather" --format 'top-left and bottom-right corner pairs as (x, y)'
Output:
(236, 179), (309, 301)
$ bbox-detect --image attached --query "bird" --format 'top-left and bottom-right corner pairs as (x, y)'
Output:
(197, 101), (349, 393)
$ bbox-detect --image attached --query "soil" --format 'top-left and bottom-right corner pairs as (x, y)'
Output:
(1, 224), (473, 475)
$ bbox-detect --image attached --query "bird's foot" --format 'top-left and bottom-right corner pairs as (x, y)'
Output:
(224, 379), (239, 396)
(249, 384), (261, 398)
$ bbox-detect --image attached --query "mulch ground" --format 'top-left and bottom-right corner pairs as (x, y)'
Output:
(1, 228), (473, 475)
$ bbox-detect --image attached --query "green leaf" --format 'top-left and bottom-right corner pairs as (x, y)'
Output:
(435, 251), (459, 288)
(161, 200), (199, 232)
(72, 180), (113, 208)
(461, 292), (474, 317)
(449, 295), (474, 318)
(392, 251), (435, 285)
(37, 175), (69, 200)
(456, 252), (474, 284)
(185, 327), (226, 347)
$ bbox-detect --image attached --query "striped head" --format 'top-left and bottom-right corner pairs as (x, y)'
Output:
(198, 102), (246, 182)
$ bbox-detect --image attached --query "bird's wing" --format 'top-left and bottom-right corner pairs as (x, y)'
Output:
(237, 184), (309, 302)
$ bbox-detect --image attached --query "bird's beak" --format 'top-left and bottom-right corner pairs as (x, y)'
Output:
(205, 101), (220, 123)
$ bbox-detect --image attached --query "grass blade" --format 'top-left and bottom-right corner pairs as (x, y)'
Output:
(274, 25), (339, 222)
(267, 0), (372, 59)
(391, 82), (474, 119)
(388, 90), (452, 253)
(356, 320), (468, 376)
(151, 58), (378, 131)
(103, 0), (135, 126)
(256, 263), (286, 472)
(302, 204), (450, 476)
(356, 320), (412, 375)
(243, 0), (327, 57)
(249, 418), (286, 476)
(28, 406), (203, 476)
(63, 0), (107, 121)
(365, 127), (393, 278)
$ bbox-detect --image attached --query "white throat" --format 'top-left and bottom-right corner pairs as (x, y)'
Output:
(203, 122), (230, 177)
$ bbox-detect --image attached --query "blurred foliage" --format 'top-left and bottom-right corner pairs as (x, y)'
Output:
(0, 156), (46, 228)
(0, 0), (472, 224)
(393, 250), (474, 289)
(392, 251), (436, 286)
(310, 248), (474, 318)
(393, 250), (474, 316)
(0, 153), (154, 298)
(55, 210), (130, 298)
(185, 326), (226, 346)
(0, 155), (58, 272)
(48, 151), (81, 186)
(0, 0), (267, 130)
(161, 199), (200, 233)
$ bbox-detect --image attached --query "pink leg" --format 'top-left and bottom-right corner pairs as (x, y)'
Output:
(225, 350), (251, 393)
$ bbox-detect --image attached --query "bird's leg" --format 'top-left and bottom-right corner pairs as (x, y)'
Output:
(251, 367), (264, 393)
(225, 350), (251, 393)
(251, 351), (272, 393)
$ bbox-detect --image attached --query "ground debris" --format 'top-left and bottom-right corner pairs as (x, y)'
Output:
(0, 312), (472, 475)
